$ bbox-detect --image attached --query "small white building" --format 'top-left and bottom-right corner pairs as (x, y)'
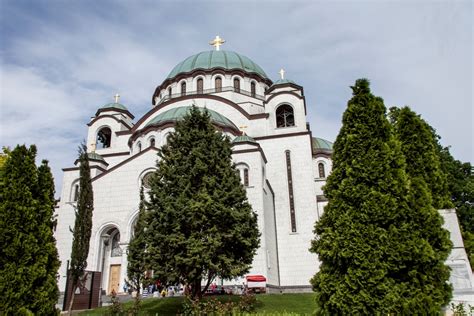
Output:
(54, 38), (473, 304)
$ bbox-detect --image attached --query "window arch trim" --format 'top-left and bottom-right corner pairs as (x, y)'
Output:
(180, 81), (187, 96)
(318, 162), (326, 178)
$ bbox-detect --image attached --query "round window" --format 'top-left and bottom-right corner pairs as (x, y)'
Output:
(142, 172), (154, 189)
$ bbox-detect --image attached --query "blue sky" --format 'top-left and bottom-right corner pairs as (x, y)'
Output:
(1, 0), (472, 193)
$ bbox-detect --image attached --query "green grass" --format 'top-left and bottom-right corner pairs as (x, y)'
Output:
(254, 293), (316, 314)
(79, 293), (316, 315)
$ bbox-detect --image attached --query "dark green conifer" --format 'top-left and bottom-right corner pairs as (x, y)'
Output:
(389, 107), (453, 304)
(0, 145), (59, 315)
(68, 144), (94, 313)
(310, 79), (451, 314)
(438, 146), (474, 269)
(127, 186), (148, 311)
(390, 106), (452, 209)
(146, 105), (260, 299)
(33, 160), (60, 315)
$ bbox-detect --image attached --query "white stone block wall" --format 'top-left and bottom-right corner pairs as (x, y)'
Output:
(259, 134), (319, 287)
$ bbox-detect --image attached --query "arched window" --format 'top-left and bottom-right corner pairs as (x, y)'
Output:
(168, 87), (172, 98)
(318, 163), (326, 178)
(137, 142), (142, 153)
(243, 168), (249, 187)
(181, 82), (186, 96)
(97, 127), (112, 148)
(276, 104), (295, 128)
(142, 172), (154, 189)
(251, 82), (256, 98)
(233, 78), (240, 93)
(73, 184), (79, 202)
(149, 138), (155, 147)
(286, 150), (297, 232)
(197, 78), (204, 94)
(215, 77), (222, 92)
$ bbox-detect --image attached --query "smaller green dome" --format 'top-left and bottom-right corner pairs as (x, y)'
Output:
(271, 78), (296, 86)
(312, 137), (333, 152)
(145, 106), (238, 130)
(233, 135), (257, 144)
(88, 152), (106, 162)
(101, 102), (128, 111)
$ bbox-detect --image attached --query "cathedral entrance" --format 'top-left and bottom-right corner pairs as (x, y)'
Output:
(108, 264), (121, 294)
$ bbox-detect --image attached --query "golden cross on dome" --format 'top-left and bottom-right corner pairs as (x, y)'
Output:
(114, 93), (120, 103)
(239, 125), (248, 135)
(279, 68), (285, 80)
(209, 35), (225, 51)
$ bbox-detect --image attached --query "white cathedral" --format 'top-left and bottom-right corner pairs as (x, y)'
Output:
(54, 37), (473, 304)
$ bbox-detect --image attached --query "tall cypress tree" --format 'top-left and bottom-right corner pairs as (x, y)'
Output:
(310, 79), (451, 314)
(127, 186), (148, 305)
(33, 160), (61, 315)
(146, 105), (260, 299)
(0, 145), (60, 315)
(68, 144), (94, 314)
(389, 106), (452, 304)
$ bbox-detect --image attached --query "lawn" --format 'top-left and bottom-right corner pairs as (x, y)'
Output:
(78, 293), (316, 315)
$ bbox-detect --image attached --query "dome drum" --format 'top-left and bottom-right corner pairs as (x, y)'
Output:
(154, 79), (267, 106)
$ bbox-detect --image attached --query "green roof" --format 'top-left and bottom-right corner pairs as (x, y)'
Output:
(88, 152), (106, 162)
(271, 78), (296, 86)
(145, 106), (238, 130)
(312, 137), (333, 151)
(232, 135), (257, 144)
(166, 50), (268, 80)
(101, 102), (128, 111)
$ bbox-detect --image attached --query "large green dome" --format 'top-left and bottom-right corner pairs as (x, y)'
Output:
(166, 50), (268, 80)
(145, 106), (238, 130)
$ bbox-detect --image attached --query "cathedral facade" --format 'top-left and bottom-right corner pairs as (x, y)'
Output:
(55, 39), (333, 295)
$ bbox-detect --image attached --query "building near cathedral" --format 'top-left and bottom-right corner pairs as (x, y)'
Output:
(55, 37), (473, 303)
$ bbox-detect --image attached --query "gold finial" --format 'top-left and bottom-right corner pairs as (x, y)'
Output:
(239, 125), (248, 135)
(114, 93), (120, 103)
(209, 35), (225, 51)
(279, 68), (285, 80)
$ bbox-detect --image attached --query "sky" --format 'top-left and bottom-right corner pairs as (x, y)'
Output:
(0, 0), (472, 194)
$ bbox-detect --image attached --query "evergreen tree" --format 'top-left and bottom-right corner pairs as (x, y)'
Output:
(389, 106), (452, 209)
(438, 146), (474, 269)
(127, 186), (148, 311)
(0, 145), (60, 315)
(310, 79), (451, 314)
(34, 160), (61, 315)
(68, 144), (94, 314)
(389, 106), (453, 303)
(391, 106), (471, 269)
(146, 105), (260, 299)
